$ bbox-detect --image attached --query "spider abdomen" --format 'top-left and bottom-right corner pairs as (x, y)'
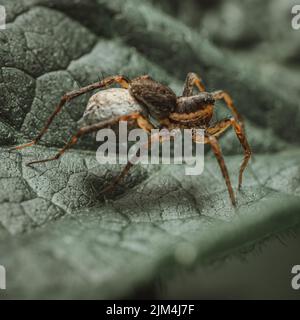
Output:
(129, 76), (177, 120)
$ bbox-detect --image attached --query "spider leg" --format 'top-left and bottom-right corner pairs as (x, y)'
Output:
(9, 75), (130, 151)
(182, 72), (206, 96)
(208, 135), (236, 206)
(25, 113), (141, 166)
(207, 117), (251, 189)
(99, 159), (135, 195)
(228, 119), (251, 190)
(100, 130), (171, 195)
(212, 90), (244, 128)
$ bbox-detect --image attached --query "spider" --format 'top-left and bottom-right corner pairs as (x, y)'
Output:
(10, 73), (251, 206)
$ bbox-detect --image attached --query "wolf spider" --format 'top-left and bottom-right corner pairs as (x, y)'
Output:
(10, 73), (251, 206)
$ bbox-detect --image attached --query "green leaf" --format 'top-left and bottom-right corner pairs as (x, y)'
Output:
(0, 0), (299, 298)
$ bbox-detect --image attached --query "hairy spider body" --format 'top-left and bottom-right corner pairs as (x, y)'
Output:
(10, 73), (252, 206)
(169, 94), (215, 128)
(129, 75), (177, 120)
(79, 87), (214, 130)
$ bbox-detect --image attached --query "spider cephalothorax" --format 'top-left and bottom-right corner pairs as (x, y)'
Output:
(10, 72), (251, 206)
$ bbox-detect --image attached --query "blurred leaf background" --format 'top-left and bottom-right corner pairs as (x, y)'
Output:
(0, 0), (299, 299)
